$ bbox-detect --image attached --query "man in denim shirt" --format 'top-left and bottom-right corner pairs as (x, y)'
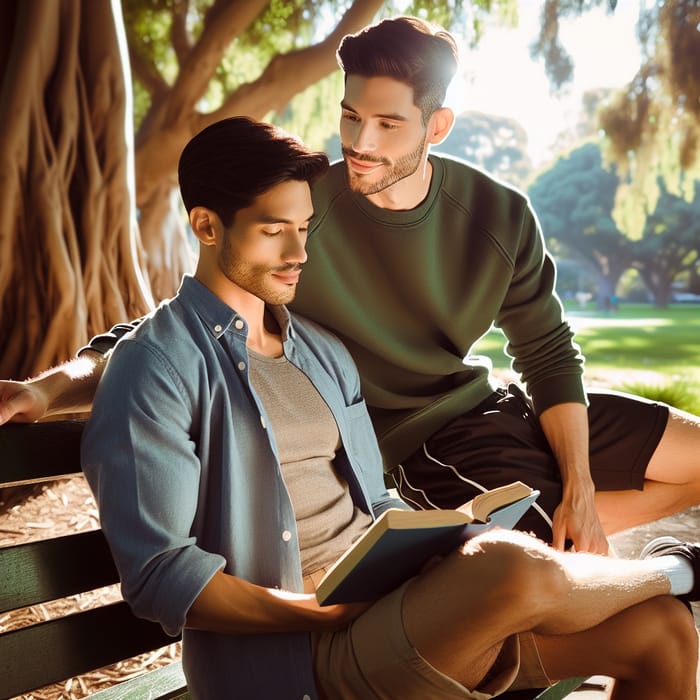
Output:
(78, 117), (700, 699)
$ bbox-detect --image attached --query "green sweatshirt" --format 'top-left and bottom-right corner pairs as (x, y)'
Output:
(291, 154), (586, 469)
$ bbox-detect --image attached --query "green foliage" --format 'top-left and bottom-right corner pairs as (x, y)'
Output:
(527, 1), (700, 250)
(598, 1), (700, 237)
(529, 0), (616, 90)
(616, 379), (700, 415)
(121, 0), (520, 133)
(529, 142), (700, 307)
(275, 71), (345, 150)
(631, 180), (700, 306)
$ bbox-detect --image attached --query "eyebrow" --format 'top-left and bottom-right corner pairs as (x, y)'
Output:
(340, 100), (410, 123)
(257, 214), (314, 225)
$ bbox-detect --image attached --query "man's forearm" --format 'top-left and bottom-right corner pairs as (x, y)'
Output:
(0, 351), (108, 425)
(538, 402), (592, 491)
(538, 401), (609, 552)
(35, 351), (107, 416)
(186, 570), (368, 635)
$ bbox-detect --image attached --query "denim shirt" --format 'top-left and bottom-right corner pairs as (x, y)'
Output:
(81, 275), (408, 699)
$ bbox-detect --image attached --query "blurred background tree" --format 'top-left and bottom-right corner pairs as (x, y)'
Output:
(528, 142), (631, 309)
(530, 142), (700, 307)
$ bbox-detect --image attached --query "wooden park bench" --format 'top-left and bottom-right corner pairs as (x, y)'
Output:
(0, 420), (588, 699)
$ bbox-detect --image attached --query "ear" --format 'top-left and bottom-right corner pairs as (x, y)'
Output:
(427, 107), (455, 146)
(190, 207), (219, 247)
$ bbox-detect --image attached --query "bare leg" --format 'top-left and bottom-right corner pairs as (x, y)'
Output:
(597, 408), (700, 534)
(402, 529), (674, 691)
(535, 596), (697, 700)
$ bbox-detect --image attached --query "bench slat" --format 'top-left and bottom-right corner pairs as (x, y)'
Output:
(0, 601), (179, 700)
(0, 530), (118, 613)
(0, 420), (84, 486)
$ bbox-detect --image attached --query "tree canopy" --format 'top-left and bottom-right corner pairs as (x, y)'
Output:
(529, 141), (700, 307)
(528, 142), (630, 307)
(440, 111), (532, 188)
(533, 0), (700, 234)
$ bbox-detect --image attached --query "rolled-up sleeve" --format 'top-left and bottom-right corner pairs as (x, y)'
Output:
(81, 338), (225, 636)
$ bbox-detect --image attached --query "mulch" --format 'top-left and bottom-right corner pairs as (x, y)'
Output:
(0, 476), (181, 700)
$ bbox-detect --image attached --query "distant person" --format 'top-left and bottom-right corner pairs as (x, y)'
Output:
(80, 115), (700, 700)
(2, 17), (700, 554)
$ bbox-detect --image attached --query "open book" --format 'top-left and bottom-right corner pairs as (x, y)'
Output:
(316, 481), (539, 605)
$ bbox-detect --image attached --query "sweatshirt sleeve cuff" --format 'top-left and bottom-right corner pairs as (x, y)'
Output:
(529, 374), (588, 415)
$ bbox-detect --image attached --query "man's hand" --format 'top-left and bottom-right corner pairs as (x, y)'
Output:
(551, 488), (609, 554)
(187, 571), (373, 635)
(0, 381), (48, 425)
(0, 354), (105, 426)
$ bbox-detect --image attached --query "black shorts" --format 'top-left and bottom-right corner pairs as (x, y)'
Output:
(391, 385), (669, 542)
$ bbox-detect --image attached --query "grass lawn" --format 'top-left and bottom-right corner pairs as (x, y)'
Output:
(473, 303), (700, 412)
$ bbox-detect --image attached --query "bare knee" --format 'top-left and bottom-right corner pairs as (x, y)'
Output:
(462, 530), (569, 623)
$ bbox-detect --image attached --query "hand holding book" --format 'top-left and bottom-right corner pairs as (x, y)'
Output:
(316, 481), (539, 605)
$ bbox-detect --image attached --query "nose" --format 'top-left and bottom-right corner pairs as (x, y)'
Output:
(351, 122), (376, 153)
(282, 231), (308, 265)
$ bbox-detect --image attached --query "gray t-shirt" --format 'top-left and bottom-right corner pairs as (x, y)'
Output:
(248, 349), (372, 575)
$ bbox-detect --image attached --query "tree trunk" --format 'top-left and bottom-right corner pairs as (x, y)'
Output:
(0, 0), (152, 379)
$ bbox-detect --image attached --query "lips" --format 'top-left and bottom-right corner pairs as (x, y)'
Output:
(271, 270), (301, 285)
(346, 155), (384, 174)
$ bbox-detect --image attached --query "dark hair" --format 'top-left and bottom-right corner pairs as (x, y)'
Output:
(336, 16), (458, 123)
(178, 117), (329, 227)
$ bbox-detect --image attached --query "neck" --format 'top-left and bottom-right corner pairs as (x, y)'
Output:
(246, 308), (284, 357)
(366, 158), (432, 211)
(194, 263), (283, 358)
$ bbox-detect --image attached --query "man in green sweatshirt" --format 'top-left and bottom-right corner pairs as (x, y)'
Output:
(2, 16), (699, 555)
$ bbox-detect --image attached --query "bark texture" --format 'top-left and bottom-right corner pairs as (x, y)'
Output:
(0, 0), (152, 379)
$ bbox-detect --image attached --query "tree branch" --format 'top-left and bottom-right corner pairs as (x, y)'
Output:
(134, 0), (383, 223)
(170, 0), (191, 65)
(128, 42), (169, 98)
(203, 0), (385, 127)
(163, 0), (269, 127)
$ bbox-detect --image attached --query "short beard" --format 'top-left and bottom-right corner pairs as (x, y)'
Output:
(219, 239), (300, 305)
(343, 138), (426, 195)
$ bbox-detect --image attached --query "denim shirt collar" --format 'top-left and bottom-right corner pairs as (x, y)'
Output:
(177, 274), (294, 345)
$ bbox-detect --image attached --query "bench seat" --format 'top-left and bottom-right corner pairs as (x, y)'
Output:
(0, 421), (584, 699)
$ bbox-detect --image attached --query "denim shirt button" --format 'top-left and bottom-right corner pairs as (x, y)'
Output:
(213, 324), (222, 333)
(237, 361), (246, 371)
(234, 319), (244, 330)
(282, 530), (292, 542)
(302, 695), (311, 700)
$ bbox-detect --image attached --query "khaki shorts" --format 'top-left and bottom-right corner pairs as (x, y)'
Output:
(311, 579), (550, 700)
